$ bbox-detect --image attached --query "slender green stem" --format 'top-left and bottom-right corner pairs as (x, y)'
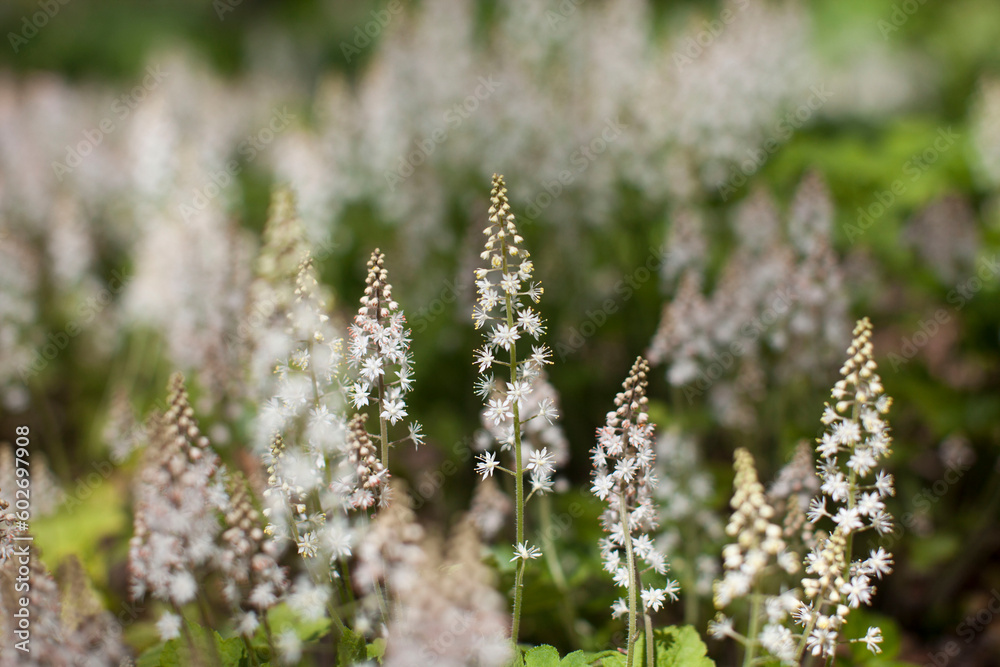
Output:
(644, 612), (654, 667)
(172, 602), (204, 667)
(243, 636), (260, 667)
(198, 599), (224, 667)
(502, 249), (527, 660)
(378, 375), (388, 466)
(262, 612), (277, 659)
(842, 401), (862, 581)
(512, 560), (526, 664)
(795, 613), (818, 662)
(743, 590), (762, 667)
(621, 491), (638, 667)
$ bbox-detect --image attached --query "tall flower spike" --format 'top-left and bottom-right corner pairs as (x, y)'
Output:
(793, 317), (893, 660)
(712, 448), (800, 666)
(128, 373), (227, 607)
(592, 357), (676, 667)
(348, 249), (418, 469)
(472, 174), (556, 654)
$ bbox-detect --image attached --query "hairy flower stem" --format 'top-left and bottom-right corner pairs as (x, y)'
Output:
(795, 614), (818, 662)
(502, 246), (528, 656)
(378, 377), (389, 467)
(621, 491), (639, 667)
(644, 613), (655, 667)
(743, 590), (762, 667)
(374, 280), (389, 467)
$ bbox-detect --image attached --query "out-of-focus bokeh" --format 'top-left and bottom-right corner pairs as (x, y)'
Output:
(1, 0), (999, 663)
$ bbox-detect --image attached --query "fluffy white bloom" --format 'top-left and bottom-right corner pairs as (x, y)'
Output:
(156, 612), (182, 642)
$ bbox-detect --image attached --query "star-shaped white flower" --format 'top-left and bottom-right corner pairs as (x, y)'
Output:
(510, 541), (541, 562)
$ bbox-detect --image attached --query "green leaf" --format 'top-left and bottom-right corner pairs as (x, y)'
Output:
(338, 627), (368, 666)
(215, 631), (247, 666)
(560, 649), (621, 666)
(652, 625), (714, 667)
(136, 638), (183, 667)
(524, 644), (561, 667)
(592, 653), (625, 667)
(367, 638), (387, 661)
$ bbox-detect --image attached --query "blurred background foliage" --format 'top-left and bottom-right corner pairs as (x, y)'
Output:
(1, 0), (1000, 664)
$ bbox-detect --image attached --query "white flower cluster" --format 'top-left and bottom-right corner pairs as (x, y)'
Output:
(711, 448), (800, 664)
(0, 485), (20, 563)
(592, 357), (678, 618)
(649, 174), (849, 430)
(478, 370), (566, 496)
(709, 318), (893, 663)
(472, 174), (557, 493)
(128, 374), (228, 607)
(382, 517), (512, 667)
(0, 552), (131, 664)
(258, 256), (351, 545)
(347, 249), (417, 441)
(795, 317), (894, 657)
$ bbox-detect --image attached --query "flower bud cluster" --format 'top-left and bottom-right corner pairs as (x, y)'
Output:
(129, 373), (227, 606)
(712, 448), (801, 664)
(219, 476), (288, 633)
(592, 357), (678, 617)
(343, 414), (390, 510)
